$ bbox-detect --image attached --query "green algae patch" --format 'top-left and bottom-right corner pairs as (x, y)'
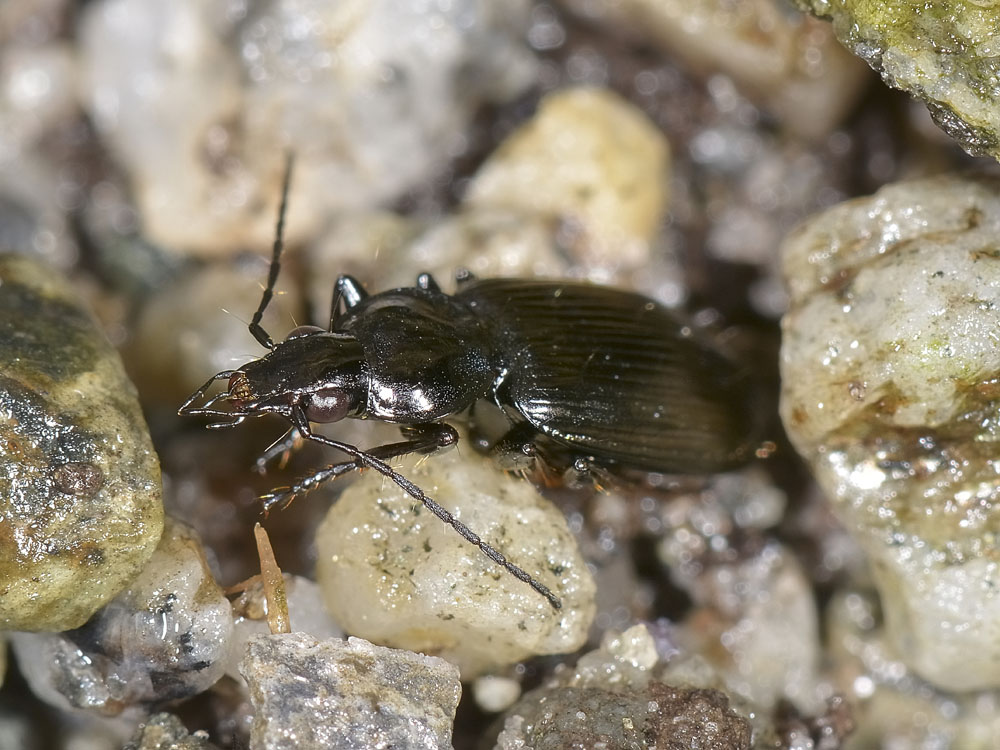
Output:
(798, 0), (1000, 160)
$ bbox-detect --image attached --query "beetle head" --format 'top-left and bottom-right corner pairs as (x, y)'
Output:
(179, 329), (369, 426)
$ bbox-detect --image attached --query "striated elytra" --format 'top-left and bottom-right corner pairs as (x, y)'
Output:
(180, 156), (756, 609)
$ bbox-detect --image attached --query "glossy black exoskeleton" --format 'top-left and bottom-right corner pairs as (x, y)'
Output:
(180, 157), (755, 609)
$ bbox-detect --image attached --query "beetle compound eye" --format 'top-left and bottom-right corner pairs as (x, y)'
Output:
(305, 388), (351, 423)
(285, 325), (325, 341)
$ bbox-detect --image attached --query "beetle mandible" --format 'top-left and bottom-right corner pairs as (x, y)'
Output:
(180, 155), (755, 609)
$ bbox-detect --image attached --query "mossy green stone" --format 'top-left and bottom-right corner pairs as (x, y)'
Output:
(0, 254), (163, 631)
(798, 0), (1000, 159)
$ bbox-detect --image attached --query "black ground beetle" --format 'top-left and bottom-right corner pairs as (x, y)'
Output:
(180, 156), (755, 609)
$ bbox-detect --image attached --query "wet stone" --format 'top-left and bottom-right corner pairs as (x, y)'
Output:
(123, 713), (219, 750)
(780, 176), (1000, 691)
(827, 588), (997, 749)
(653, 471), (822, 712)
(225, 574), (343, 681)
(0, 253), (163, 631)
(472, 675), (522, 715)
(10, 518), (232, 714)
(661, 538), (823, 714)
(314, 443), (596, 678)
(240, 632), (462, 750)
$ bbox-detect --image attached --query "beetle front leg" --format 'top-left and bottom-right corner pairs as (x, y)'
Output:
(254, 427), (303, 474)
(260, 421), (459, 512)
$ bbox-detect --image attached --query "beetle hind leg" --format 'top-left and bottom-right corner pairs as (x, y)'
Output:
(487, 421), (540, 473)
(454, 268), (477, 288)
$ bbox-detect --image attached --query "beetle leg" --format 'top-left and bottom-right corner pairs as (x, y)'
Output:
(416, 272), (441, 292)
(255, 427), (303, 474)
(262, 422), (459, 507)
(330, 274), (369, 328)
(395, 422), (459, 453)
(274, 407), (561, 609)
(454, 267), (477, 288)
(248, 152), (295, 351)
(563, 456), (596, 488)
(487, 421), (539, 472)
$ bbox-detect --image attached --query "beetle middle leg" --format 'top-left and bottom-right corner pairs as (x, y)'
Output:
(277, 406), (561, 609)
(487, 421), (539, 472)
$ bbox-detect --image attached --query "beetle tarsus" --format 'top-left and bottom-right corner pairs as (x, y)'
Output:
(454, 268), (476, 287)
(260, 487), (297, 514)
(178, 370), (238, 416)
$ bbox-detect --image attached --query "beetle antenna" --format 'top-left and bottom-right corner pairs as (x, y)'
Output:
(249, 151), (296, 351)
(289, 411), (561, 609)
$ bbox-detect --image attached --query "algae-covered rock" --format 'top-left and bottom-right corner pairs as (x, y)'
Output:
(797, 0), (1000, 161)
(0, 253), (163, 631)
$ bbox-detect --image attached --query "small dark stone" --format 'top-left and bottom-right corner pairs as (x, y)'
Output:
(52, 462), (103, 497)
(497, 682), (752, 750)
